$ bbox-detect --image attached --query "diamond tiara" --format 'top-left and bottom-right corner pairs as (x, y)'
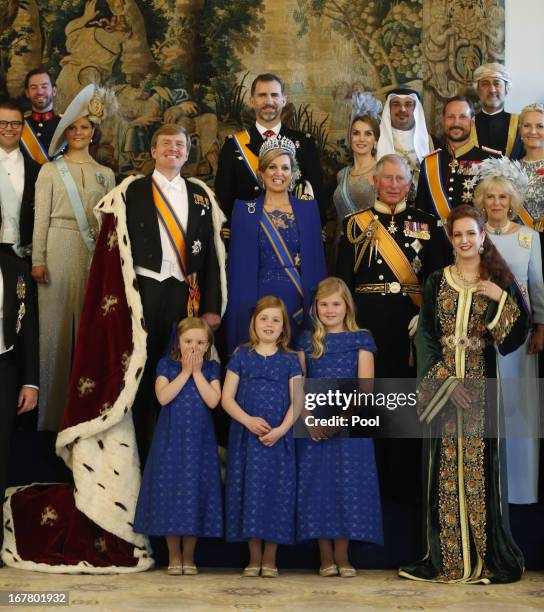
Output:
(259, 135), (297, 159)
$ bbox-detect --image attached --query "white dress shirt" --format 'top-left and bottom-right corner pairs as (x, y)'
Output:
(134, 170), (188, 283)
(256, 121), (281, 137)
(0, 147), (24, 245)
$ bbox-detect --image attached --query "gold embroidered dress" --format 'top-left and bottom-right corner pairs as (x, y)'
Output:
(399, 267), (529, 584)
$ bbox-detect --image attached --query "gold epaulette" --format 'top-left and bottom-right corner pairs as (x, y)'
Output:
(481, 145), (502, 156)
(423, 148), (442, 158)
(534, 216), (544, 233)
(24, 110), (31, 117)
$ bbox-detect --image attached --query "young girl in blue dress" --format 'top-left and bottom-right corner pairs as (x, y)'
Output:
(222, 295), (303, 577)
(134, 318), (223, 576)
(296, 277), (383, 577)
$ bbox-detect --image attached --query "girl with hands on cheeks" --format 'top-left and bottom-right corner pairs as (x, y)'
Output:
(134, 318), (223, 577)
(222, 296), (302, 577)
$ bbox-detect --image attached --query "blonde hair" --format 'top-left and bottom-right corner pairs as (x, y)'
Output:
(519, 103), (544, 126)
(473, 175), (523, 218)
(171, 317), (213, 361)
(247, 295), (291, 352)
(309, 277), (359, 359)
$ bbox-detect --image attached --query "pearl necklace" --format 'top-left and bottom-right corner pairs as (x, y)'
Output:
(485, 220), (511, 235)
(64, 154), (94, 164)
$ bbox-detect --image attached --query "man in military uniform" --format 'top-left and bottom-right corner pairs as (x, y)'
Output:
(337, 153), (441, 502)
(22, 68), (61, 164)
(416, 96), (498, 264)
(214, 73), (326, 235)
(472, 63), (522, 159)
(377, 88), (435, 194)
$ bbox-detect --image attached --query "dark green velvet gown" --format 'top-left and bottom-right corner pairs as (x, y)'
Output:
(399, 267), (529, 584)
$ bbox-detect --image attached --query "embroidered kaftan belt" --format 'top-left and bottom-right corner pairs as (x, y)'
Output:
(355, 282), (422, 296)
(440, 334), (489, 351)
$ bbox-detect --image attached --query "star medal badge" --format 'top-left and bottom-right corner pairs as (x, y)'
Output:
(192, 240), (202, 254)
(294, 252), (301, 266)
(412, 255), (422, 274)
(16, 275), (26, 299)
(15, 302), (26, 334)
(449, 158), (459, 171)
(387, 217), (398, 234)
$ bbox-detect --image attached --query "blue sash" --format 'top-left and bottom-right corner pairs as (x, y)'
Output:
(259, 209), (304, 323)
(339, 167), (358, 216)
(55, 158), (96, 253)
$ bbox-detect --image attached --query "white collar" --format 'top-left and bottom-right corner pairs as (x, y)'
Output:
(374, 199), (407, 215)
(0, 147), (21, 162)
(481, 108), (505, 116)
(152, 169), (183, 188)
(256, 121), (282, 136)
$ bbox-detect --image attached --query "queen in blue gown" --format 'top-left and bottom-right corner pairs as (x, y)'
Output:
(225, 135), (326, 354)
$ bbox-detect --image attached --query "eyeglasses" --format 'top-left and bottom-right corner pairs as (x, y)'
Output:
(0, 120), (23, 129)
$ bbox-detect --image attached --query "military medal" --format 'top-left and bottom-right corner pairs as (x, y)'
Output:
(518, 232), (532, 249)
(449, 158), (459, 171)
(246, 201), (256, 214)
(294, 253), (301, 266)
(412, 255), (422, 274)
(16, 275), (26, 300)
(387, 217), (398, 234)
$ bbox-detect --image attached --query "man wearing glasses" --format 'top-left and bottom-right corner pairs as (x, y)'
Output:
(0, 100), (40, 260)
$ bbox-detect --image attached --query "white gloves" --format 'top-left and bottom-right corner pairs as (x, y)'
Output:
(408, 314), (419, 338)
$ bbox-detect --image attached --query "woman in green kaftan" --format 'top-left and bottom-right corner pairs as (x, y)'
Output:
(399, 205), (529, 584)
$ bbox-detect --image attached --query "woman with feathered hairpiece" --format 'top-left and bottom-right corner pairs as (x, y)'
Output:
(332, 92), (382, 226)
(32, 84), (116, 431)
(472, 156), (544, 504)
(225, 135), (326, 353)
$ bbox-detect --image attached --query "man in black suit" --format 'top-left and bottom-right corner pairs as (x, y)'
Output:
(214, 73), (326, 233)
(124, 123), (223, 461)
(0, 99), (41, 260)
(0, 249), (38, 553)
(472, 63), (522, 159)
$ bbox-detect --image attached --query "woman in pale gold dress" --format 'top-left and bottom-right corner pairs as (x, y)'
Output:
(32, 85), (115, 431)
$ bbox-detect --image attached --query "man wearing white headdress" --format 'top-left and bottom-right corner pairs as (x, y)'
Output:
(376, 88), (435, 190)
(472, 62), (522, 159)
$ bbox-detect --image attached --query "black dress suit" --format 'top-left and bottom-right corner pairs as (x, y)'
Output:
(19, 151), (41, 250)
(23, 113), (61, 156)
(474, 110), (523, 159)
(125, 174), (222, 462)
(215, 124), (326, 227)
(0, 253), (38, 546)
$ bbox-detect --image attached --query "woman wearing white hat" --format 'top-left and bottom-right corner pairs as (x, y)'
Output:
(31, 84), (116, 431)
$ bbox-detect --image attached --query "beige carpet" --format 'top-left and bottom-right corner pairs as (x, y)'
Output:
(0, 567), (543, 611)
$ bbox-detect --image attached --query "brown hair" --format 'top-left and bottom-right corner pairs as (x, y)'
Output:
(150, 123), (191, 154)
(309, 277), (360, 359)
(349, 114), (380, 145)
(0, 99), (24, 119)
(446, 205), (513, 289)
(251, 73), (285, 96)
(171, 317), (213, 361)
(443, 95), (475, 118)
(247, 295), (291, 352)
(24, 67), (56, 90)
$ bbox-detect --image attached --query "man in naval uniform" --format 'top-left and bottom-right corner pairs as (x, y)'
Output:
(472, 63), (522, 159)
(214, 73), (326, 236)
(22, 68), (61, 164)
(415, 95), (499, 264)
(337, 153), (441, 502)
(377, 88), (435, 196)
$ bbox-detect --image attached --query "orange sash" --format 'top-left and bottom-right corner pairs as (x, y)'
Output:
(21, 121), (49, 165)
(353, 210), (422, 307)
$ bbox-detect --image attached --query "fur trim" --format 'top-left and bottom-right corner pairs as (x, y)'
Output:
(187, 177), (228, 316)
(55, 176), (149, 549)
(2, 484), (153, 573)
